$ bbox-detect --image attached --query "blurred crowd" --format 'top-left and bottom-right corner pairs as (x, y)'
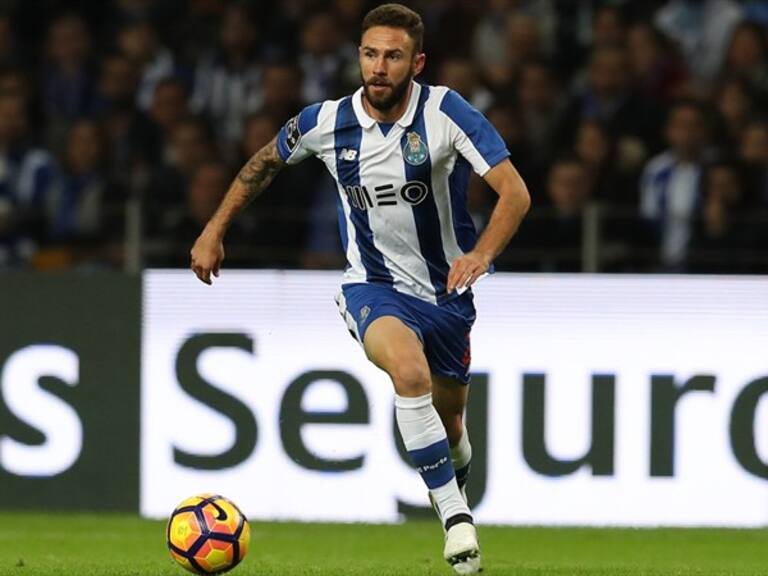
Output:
(1, 0), (767, 273)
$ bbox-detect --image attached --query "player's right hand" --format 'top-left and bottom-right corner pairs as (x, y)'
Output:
(190, 231), (224, 285)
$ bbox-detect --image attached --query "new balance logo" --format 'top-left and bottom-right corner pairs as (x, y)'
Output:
(338, 148), (357, 161)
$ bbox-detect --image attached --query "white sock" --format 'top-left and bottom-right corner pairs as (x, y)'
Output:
(395, 393), (471, 524)
(450, 424), (472, 489)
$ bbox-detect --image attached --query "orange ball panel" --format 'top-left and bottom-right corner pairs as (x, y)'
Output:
(194, 539), (234, 573)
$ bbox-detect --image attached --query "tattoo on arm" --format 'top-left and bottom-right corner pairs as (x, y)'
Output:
(236, 136), (284, 198)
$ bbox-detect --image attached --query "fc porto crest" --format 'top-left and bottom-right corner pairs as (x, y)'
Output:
(403, 131), (428, 166)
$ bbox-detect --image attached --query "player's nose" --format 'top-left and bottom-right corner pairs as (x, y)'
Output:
(372, 55), (387, 74)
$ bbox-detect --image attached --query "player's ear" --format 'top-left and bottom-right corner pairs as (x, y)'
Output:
(413, 52), (425, 76)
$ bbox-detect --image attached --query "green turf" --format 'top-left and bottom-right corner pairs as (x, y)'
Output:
(0, 513), (765, 575)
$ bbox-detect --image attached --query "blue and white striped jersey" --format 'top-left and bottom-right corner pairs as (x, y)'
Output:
(276, 81), (509, 304)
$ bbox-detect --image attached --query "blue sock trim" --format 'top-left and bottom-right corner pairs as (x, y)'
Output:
(408, 439), (455, 489)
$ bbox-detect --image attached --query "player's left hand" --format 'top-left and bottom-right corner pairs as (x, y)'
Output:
(447, 251), (491, 293)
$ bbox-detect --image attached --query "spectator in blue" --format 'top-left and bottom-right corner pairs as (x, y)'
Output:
(561, 44), (662, 154)
(0, 93), (60, 266)
(50, 119), (126, 245)
(640, 99), (711, 270)
(40, 13), (96, 149)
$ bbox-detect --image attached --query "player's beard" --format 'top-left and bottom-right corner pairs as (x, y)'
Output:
(362, 72), (413, 112)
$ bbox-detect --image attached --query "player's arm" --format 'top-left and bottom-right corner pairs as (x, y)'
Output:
(190, 136), (284, 285)
(446, 160), (530, 293)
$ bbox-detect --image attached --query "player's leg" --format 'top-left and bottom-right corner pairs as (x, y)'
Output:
(363, 316), (472, 529)
(432, 375), (472, 493)
(428, 377), (479, 575)
(365, 316), (479, 574)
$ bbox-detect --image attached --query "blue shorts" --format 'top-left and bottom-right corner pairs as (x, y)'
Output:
(335, 283), (477, 384)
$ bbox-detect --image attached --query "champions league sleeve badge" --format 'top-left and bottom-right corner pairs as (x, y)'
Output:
(285, 115), (301, 152)
(403, 131), (429, 166)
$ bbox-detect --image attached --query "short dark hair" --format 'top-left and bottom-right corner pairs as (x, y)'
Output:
(361, 3), (424, 54)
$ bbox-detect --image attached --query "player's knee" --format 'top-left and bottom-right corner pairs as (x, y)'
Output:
(390, 363), (431, 397)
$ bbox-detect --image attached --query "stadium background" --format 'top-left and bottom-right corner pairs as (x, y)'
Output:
(0, 0), (766, 574)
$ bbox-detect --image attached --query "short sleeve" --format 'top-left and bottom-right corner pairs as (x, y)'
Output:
(439, 90), (510, 176)
(276, 102), (323, 165)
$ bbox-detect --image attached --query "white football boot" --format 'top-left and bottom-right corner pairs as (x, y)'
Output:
(443, 520), (481, 574)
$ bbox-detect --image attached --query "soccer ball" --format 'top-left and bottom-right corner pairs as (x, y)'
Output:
(167, 493), (251, 574)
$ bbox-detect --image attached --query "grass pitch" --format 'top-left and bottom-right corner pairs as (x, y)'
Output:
(0, 513), (765, 575)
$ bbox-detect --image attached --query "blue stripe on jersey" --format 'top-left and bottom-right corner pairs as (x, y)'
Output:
(334, 97), (394, 285)
(335, 193), (349, 254)
(440, 90), (509, 168)
(277, 103), (322, 161)
(401, 85), (450, 301)
(448, 156), (478, 253)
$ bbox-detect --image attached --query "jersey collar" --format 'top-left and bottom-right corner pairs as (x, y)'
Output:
(352, 81), (422, 130)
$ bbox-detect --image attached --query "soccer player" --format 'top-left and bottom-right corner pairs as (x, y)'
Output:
(190, 4), (530, 573)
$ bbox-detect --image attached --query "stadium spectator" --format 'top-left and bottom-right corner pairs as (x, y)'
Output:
(626, 21), (688, 104)
(0, 13), (18, 67)
(191, 3), (263, 154)
(640, 99), (711, 270)
(41, 13), (96, 150)
(298, 9), (357, 103)
(93, 52), (156, 183)
(150, 160), (245, 267)
(144, 115), (214, 235)
(333, 0), (369, 44)
(688, 159), (761, 272)
(713, 76), (756, 148)
(738, 120), (768, 206)
(117, 19), (176, 111)
(655, 0), (744, 87)
(258, 61), (304, 126)
(721, 21), (768, 93)
(505, 12), (545, 81)
(561, 45), (661, 153)
(591, 5), (627, 49)
(514, 156), (593, 272)
(48, 119), (125, 261)
(0, 93), (59, 266)
(437, 57), (493, 113)
(148, 77), (191, 162)
(516, 59), (563, 165)
(574, 120), (621, 204)
(471, 0), (513, 88)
